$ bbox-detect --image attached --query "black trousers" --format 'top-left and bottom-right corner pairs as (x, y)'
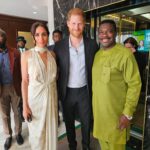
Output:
(62, 86), (91, 150)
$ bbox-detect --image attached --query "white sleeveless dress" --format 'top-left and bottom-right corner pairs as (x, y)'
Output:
(27, 48), (58, 150)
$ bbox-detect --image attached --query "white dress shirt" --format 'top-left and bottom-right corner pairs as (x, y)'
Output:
(67, 37), (87, 88)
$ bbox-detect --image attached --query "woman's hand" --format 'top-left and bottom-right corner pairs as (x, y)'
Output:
(23, 105), (32, 121)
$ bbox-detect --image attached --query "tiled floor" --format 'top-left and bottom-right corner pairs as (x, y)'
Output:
(0, 122), (30, 150)
(1, 109), (141, 150)
(57, 128), (101, 150)
(0, 110), (100, 150)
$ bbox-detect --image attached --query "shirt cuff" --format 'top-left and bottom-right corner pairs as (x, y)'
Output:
(124, 114), (133, 120)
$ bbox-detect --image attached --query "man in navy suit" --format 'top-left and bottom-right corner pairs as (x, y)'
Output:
(54, 8), (98, 150)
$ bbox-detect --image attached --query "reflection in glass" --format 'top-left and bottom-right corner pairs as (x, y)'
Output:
(143, 53), (150, 150)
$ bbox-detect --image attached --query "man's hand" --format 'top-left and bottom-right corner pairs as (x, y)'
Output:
(118, 114), (130, 131)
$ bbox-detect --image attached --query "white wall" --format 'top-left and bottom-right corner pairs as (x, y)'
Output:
(47, 0), (55, 45)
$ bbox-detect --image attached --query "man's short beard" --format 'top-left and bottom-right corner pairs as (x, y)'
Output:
(18, 45), (25, 49)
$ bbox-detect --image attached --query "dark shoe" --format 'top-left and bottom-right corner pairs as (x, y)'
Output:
(82, 146), (91, 150)
(70, 148), (77, 150)
(69, 144), (77, 150)
(16, 134), (24, 145)
(4, 137), (12, 150)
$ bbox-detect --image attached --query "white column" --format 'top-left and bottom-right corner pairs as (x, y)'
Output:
(47, 0), (54, 45)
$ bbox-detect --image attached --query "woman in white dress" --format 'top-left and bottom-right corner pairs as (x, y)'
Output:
(21, 22), (58, 150)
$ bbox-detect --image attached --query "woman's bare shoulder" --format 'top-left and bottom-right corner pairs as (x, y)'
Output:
(21, 49), (32, 58)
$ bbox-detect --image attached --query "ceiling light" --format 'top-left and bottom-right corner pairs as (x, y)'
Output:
(141, 13), (150, 20)
(122, 18), (135, 24)
(106, 14), (119, 19)
(33, 11), (37, 14)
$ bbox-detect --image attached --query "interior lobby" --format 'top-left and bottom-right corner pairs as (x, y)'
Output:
(0, 0), (150, 150)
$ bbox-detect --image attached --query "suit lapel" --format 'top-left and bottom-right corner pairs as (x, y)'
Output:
(63, 38), (70, 77)
(83, 37), (89, 69)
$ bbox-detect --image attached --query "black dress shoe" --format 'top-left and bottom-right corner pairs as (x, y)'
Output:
(4, 137), (12, 150)
(16, 134), (24, 145)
